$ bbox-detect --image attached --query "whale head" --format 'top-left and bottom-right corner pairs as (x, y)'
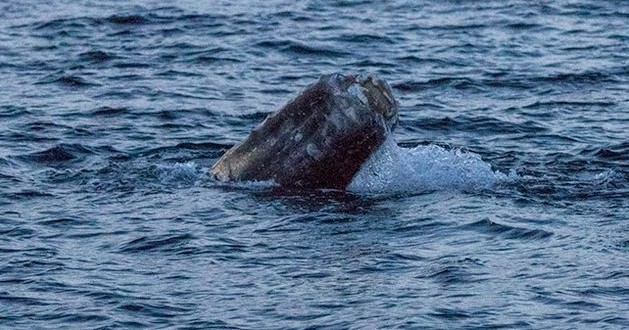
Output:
(211, 72), (400, 189)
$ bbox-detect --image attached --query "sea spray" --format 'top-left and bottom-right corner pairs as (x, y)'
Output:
(348, 137), (507, 194)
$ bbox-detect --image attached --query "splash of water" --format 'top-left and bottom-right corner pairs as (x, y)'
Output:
(154, 162), (203, 186)
(348, 137), (508, 194)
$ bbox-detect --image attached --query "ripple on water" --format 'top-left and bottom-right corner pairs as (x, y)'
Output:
(403, 115), (548, 135)
(256, 39), (352, 58)
(18, 144), (94, 164)
(106, 14), (146, 25)
(0, 106), (31, 118)
(460, 218), (553, 241)
(35, 74), (99, 88)
(78, 50), (115, 63)
(90, 106), (130, 116)
(118, 233), (195, 254)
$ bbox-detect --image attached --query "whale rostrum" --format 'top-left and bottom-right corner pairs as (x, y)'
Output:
(210, 73), (399, 189)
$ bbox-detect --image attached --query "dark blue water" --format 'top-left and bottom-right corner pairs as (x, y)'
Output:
(1, 1), (628, 328)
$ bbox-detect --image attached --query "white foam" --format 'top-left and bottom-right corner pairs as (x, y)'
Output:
(220, 179), (278, 190)
(347, 137), (509, 194)
(156, 161), (203, 186)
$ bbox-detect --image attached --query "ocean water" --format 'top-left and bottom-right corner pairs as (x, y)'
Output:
(1, 0), (627, 329)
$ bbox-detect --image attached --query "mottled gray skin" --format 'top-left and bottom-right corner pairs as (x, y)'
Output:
(211, 73), (399, 189)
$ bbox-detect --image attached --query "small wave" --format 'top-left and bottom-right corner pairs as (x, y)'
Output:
(106, 14), (146, 25)
(110, 61), (151, 69)
(348, 59), (397, 68)
(192, 55), (242, 64)
(594, 149), (626, 161)
(393, 77), (477, 92)
(24, 120), (70, 132)
(37, 217), (90, 228)
(174, 142), (232, 150)
(588, 142), (628, 162)
(36, 74), (99, 88)
(529, 71), (618, 85)
(348, 137), (509, 194)
(160, 42), (204, 50)
(118, 233), (194, 253)
(504, 22), (543, 30)
(141, 142), (230, 157)
(19, 144), (95, 164)
(56, 75), (97, 87)
(237, 111), (270, 121)
(421, 262), (480, 285)
(460, 218), (553, 240)
(428, 307), (472, 320)
(404, 115), (548, 135)
(8, 190), (57, 200)
(78, 50), (115, 63)
(33, 17), (99, 30)
(393, 71), (618, 94)
(91, 106), (129, 116)
(154, 69), (204, 77)
(256, 39), (350, 58)
(48, 313), (111, 324)
(0, 105), (30, 118)
(394, 55), (454, 67)
(0, 294), (49, 307)
(336, 33), (395, 44)
(522, 100), (615, 109)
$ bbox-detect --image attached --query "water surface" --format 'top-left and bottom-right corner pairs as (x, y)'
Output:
(0, 0), (627, 329)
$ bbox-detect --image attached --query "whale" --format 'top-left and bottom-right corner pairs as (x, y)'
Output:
(210, 73), (399, 189)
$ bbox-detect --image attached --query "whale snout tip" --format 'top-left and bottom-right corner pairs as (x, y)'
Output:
(352, 73), (399, 130)
(326, 72), (399, 130)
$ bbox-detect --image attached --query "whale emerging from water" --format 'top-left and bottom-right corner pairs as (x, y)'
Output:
(210, 73), (399, 189)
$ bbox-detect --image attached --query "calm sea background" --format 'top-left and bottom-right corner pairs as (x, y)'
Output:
(1, 0), (627, 329)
